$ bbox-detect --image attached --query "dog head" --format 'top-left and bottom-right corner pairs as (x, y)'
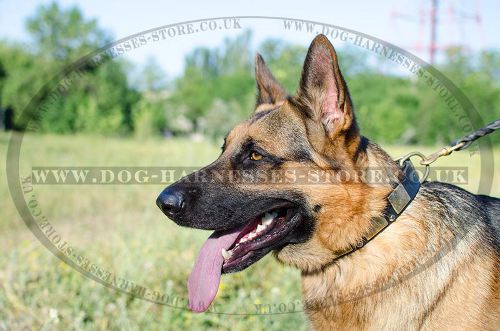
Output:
(156, 34), (397, 311)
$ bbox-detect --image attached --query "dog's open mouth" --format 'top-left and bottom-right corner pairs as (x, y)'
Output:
(187, 203), (301, 313)
(221, 206), (299, 273)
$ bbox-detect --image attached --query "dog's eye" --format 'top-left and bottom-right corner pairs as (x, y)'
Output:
(250, 152), (263, 161)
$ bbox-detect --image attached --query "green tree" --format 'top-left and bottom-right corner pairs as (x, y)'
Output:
(131, 58), (169, 138)
(0, 2), (138, 135)
(26, 2), (111, 62)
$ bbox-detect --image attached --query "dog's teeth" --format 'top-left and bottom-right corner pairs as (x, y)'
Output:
(221, 248), (232, 260)
(262, 219), (272, 226)
(262, 212), (273, 224)
(261, 211), (278, 226)
(248, 232), (256, 239)
(240, 237), (248, 243)
(256, 224), (265, 232)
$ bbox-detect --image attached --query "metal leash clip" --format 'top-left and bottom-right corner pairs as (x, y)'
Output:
(395, 118), (500, 184)
(395, 152), (430, 184)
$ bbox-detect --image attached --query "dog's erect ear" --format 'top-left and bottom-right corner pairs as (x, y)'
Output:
(296, 34), (357, 139)
(255, 53), (288, 106)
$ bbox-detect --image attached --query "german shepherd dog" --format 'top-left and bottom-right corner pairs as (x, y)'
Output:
(157, 35), (500, 330)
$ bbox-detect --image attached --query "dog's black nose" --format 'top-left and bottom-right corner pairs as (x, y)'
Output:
(156, 187), (185, 217)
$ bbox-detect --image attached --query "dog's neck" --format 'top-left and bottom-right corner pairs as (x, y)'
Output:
(323, 152), (421, 268)
(299, 142), (449, 329)
(300, 140), (421, 294)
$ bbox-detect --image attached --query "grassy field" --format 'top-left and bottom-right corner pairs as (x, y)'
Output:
(0, 132), (498, 330)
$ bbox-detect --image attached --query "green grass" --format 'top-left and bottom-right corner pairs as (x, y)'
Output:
(1, 132), (498, 330)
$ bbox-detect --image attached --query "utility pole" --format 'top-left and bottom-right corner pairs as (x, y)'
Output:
(429, 0), (438, 64)
(390, 0), (483, 65)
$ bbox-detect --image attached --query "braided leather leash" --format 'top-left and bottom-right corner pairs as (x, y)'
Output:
(397, 118), (500, 183)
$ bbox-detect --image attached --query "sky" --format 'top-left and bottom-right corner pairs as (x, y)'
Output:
(1, 0), (499, 78)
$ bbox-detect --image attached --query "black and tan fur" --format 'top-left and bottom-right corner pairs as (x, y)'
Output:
(157, 35), (500, 330)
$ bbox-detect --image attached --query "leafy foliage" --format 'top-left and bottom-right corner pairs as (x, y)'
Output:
(26, 2), (111, 62)
(0, 2), (499, 145)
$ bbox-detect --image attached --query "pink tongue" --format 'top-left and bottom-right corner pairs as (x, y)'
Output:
(187, 226), (243, 312)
